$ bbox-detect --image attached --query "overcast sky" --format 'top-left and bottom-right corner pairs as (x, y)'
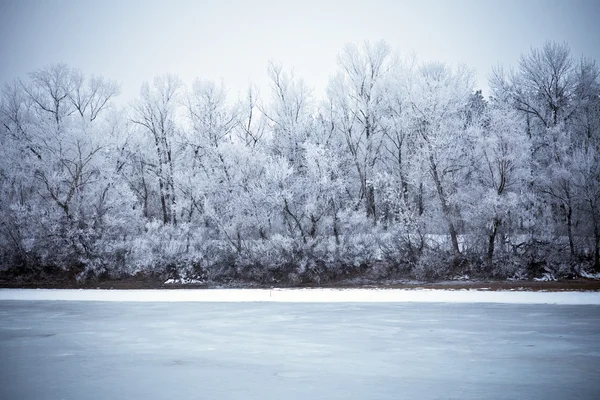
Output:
(1, 0), (599, 103)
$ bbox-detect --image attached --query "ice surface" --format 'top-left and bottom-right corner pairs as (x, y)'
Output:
(1, 301), (599, 400)
(1, 288), (600, 304)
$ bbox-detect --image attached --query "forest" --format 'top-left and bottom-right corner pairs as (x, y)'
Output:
(1, 41), (599, 286)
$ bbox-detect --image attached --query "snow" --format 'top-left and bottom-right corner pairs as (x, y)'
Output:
(163, 278), (205, 284)
(580, 270), (600, 279)
(533, 272), (557, 282)
(0, 288), (599, 304)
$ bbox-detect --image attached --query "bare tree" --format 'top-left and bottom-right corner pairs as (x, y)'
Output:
(467, 104), (531, 266)
(407, 62), (474, 255)
(21, 63), (77, 127)
(491, 42), (599, 260)
(261, 61), (313, 167)
(572, 147), (600, 269)
(69, 70), (120, 122)
(499, 42), (576, 130)
(236, 85), (266, 147)
(131, 75), (181, 225)
(328, 40), (394, 222)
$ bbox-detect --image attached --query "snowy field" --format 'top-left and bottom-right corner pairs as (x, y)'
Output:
(1, 288), (600, 304)
(1, 291), (600, 399)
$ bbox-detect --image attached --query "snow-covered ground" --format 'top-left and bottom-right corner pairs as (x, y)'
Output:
(1, 287), (599, 304)
(1, 300), (599, 400)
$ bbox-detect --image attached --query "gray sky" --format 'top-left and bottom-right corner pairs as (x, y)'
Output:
(1, 0), (599, 103)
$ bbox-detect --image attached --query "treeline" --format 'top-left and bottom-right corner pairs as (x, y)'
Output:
(0, 41), (599, 285)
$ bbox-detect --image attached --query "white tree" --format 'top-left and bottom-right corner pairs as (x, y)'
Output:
(491, 42), (576, 132)
(327, 40), (395, 222)
(465, 104), (532, 266)
(490, 43), (598, 260)
(131, 74), (182, 225)
(571, 147), (600, 269)
(405, 62), (475, 255)
(235, 84), (267, 147)
(0, 65), (127, 271)
(262, 61), (314, 167)
(178, 79), (238, 229)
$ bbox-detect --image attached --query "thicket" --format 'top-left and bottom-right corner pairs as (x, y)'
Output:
(1, 41), (598, 285)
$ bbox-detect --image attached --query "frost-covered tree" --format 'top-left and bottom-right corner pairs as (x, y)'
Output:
(235, 84), (267, 147)
(179, 79), (238, 226)
(327, 41), (395, 222)
(405, 62), (475, 255)
(465, 104), (532, 266)
(1, 40), (598, 283)
(0, 64), (133, 273)
(262, 61), (314, 167)
(131, 75), (181, 225)
(492, 42), (600, 266)
(570, 147), (600, 269)
(491, 42), (575, 133)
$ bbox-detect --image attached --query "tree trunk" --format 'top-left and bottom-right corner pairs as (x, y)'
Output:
(152, 131), (169, 225)
(140, 160), (149, 219)
(487, 218), (501, 268)
(166, 144), (176, 226)
(309, 214), (318, 238)
(591, 201), (600, 271)
(331, 200), (340, 246)
(366, 183), (376, 222)
(158, 175), (168, 225)
(417, 182), (424, 216)
(429, 156), (460, 255)
(358, 171), (376, 223)
(594, 225), (600, 271)
(566, 204), (575, 256)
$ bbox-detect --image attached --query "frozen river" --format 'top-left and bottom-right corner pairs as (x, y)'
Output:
(1, 298), (599, 399)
